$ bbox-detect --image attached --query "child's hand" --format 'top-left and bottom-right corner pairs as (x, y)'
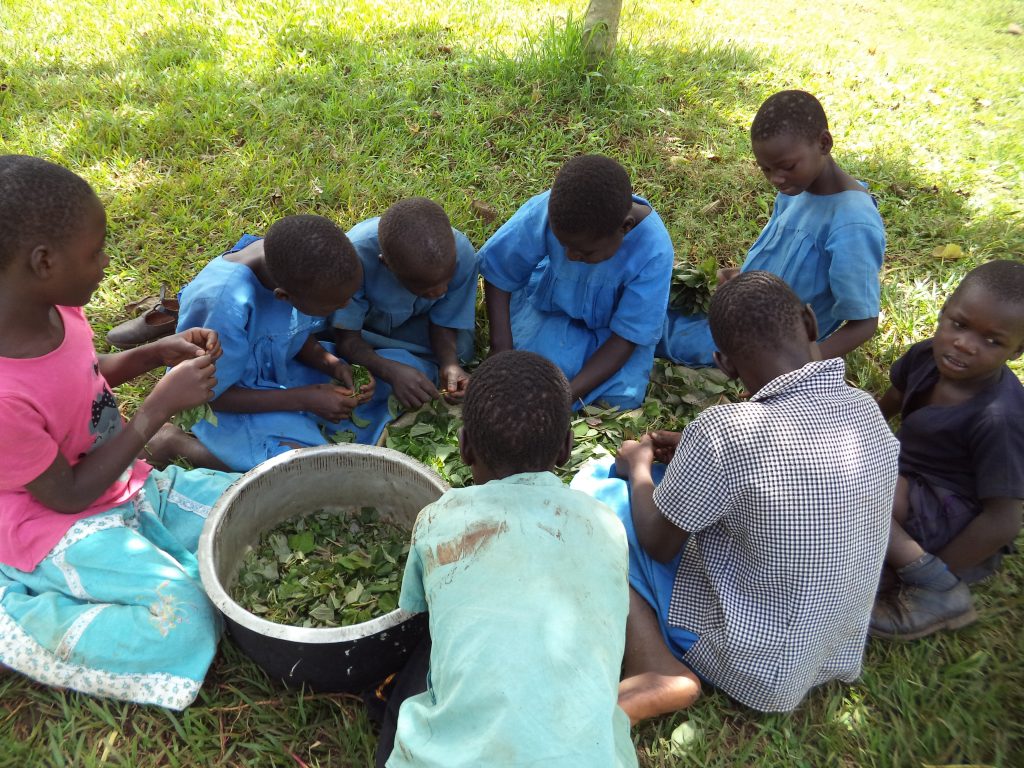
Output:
(649, 430), (682, 464)
(716, 266), (740, 285)
(148, 354), (217, 420)
(154, 328), (222, 366)
(388, 365), (439, 410)
(439, 364), (470, 403)
(615, 436), (655, 478)
(329, 360), (355, 390)
(300, 384), (359, 422)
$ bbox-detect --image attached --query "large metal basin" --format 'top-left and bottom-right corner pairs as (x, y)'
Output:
(198, 444), (446, 692)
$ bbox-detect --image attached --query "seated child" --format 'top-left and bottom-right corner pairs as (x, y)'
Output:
(870, 260), (1024, 640)
(382, 350), (637, 767)
(333, 197), (478, 410)
(575, 271), (899, 719)
(0, 155), (238, 709)
(659, 90), (885, 366)
(478, 154), (674, 409)
(174, 215), (367, 472)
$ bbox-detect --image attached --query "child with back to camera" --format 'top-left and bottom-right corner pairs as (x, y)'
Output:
(576, 272), (899, 720)
(171, 215), (369, 472)
(380, 350), (637, 768)
(333, 197), (478, 412)
(659, 89), (886, 366)
(478, 154), (674, 409)
(870, 260), (1024, 640)
(0, 155), (239, 708)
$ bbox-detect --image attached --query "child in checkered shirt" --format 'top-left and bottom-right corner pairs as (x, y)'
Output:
(576, 271), (898, 719)
(870, 260), (1024, 641)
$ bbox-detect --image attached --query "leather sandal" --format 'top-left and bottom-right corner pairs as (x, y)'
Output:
(106, 284), (180, 349)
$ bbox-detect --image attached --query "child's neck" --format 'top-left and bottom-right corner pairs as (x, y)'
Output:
(0, 289), (64, 359)
(930, 368), (1003, 407)
(224, 239), (276, 291)
(808, 158), (864, 196)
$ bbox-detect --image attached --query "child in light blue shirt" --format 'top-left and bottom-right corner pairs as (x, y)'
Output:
(382, 351), (636, 768)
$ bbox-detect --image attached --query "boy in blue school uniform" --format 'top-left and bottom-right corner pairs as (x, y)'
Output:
(174, 215), (366, 472)
(381, 351), (636, 768)
(333, 197), (478, 410)
(870, 260), (1024, 640)
(577, 272), (899, 720)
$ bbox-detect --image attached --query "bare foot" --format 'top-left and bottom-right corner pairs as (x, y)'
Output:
(618, 670), (701, 725)
(145, 423), (231, 471)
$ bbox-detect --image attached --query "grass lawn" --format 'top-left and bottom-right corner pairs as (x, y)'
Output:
(1, 0), (1023, 765)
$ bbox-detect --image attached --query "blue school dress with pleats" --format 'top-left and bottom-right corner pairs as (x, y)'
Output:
(177, 235), (386, 472)
(478, 191), (673, 409)
(658, 188), (885, 366)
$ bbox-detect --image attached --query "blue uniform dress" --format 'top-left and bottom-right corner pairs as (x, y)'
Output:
(333, 217), (478, 379)
(177, 235), (359, 472)
(478, 191), (674, 409)
(658, 188), (885, 366)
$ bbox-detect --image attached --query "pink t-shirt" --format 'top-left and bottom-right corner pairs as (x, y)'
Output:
(0, 306), (151, 571)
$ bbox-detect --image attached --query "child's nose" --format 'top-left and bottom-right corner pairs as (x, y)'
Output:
(953, 334), (974, 354)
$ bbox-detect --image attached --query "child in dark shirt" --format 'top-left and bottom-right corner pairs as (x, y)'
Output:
(871, 260), (1024, 640)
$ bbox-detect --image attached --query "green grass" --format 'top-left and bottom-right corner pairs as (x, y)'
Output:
(1, 0), (1023, 765)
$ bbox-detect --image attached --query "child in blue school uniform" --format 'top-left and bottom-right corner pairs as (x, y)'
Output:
(870, 260), (1024, 640)
(478, 154), (674, 409)
(0, 155), (239, 708)
(174, 216), (368, 472)
(658, 90), (885, 366)
(381, 350), (636, 768)
(332, 197), (478, 413)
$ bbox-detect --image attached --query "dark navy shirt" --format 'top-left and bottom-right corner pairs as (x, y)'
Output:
(892, 339), (1024, 500)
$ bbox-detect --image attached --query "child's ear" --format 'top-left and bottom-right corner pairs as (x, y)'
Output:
(29, 244), (54, 278)
(712, 350), (739, 380)
(818, 130), (834, 155)
(458, 426), (475, 467)
(553, 427), (573, 468)
(272, 287), (290, 303)
(802, 303), (819, 342)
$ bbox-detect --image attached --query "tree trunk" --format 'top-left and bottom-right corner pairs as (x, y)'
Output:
(583, 0), (622, 64)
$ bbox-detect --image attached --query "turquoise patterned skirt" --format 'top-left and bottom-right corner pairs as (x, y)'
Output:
(0, 465), (238, 709)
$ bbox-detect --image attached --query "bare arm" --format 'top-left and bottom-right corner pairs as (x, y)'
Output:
(98, 328), (221, 387)
(296, 334), (352, 386)
(817, 316), (878, 359)
(430, 323), (470, 401)
(569, 333), (636, 406)
(876, 385), (903, 421)
(26, 355), (216, 513)
(939, 497), (1023, 575)
(616, 437), (689, 563)
(484, 281), (513, 355)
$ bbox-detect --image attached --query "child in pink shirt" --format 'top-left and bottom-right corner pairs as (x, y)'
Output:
(0, 155), (237, 709)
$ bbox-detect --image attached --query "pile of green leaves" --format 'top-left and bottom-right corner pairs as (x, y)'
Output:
(385, 399), (472, 487)
(668, 257), (718, 316)
(231, 506), (408, 628)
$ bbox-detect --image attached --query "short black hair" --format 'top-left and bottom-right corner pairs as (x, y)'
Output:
(750, 90), (829, 144)
(548, 155), (633, 239)
(0, 155), (99, 270)
(378, 197), (456, 279)
(263, 214), (359, 295)
(462, 350), (571, 476)
(954, 260), (1024, 312)
(709, 271), (806, 359)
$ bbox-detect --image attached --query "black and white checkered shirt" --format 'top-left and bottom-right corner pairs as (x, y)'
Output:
(653, 358), (899, 712)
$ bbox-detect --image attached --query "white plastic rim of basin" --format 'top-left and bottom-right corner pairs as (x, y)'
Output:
(198, 443), (449, 645)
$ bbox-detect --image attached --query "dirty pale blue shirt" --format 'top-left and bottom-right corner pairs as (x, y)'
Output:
(389, 472), (636, 768)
